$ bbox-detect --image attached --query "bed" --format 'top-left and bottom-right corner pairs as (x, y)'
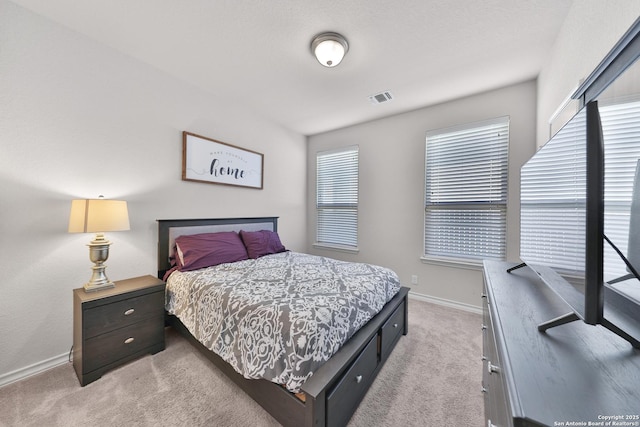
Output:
(157, 217), (409, 427)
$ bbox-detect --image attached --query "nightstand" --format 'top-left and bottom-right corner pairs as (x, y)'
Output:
(73, 275), (166, 386)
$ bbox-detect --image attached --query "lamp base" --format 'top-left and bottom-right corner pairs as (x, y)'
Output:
(83, 236), (116, 293)
(83, 280), (115, 293)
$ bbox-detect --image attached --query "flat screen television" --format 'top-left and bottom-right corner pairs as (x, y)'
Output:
(516, 100), (640, 348)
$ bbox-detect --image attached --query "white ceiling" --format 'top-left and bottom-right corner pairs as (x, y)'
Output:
(11, 0), (573, 135)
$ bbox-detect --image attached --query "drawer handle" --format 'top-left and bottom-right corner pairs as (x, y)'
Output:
(392, 323), (398, 328)
(124, 337), (135, 344)
(481, 387), (487, 394)
(124, 308), (135, 316)
(488, 420), (497, 427)
(355, 375), (363, 384)
(487, 360), (500, 375)
(481, 324), (487, 331)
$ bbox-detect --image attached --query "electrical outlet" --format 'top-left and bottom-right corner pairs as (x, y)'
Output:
(411, 275), (418, 285)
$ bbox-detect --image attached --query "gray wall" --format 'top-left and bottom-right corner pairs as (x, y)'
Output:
(537, 0), (640, 147)
(307, 81), (537, 309)
(0, 1), (307, 382)
(306, 0), (640, 312)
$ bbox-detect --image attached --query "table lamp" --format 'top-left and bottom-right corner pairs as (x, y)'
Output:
(68, 197), (130, 292)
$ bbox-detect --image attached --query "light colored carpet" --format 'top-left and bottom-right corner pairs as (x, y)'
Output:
(0, 299), (483, 426)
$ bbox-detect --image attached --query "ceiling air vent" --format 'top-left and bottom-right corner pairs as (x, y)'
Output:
(368, 91), (394, 105)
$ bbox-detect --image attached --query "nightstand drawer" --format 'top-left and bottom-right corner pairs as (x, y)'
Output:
(83, 290), (164, 338)
(83, 316), (164, 373)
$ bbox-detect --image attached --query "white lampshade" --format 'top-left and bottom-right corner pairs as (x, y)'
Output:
(68, 199), (130, 233)
(311, 32), (349, 67)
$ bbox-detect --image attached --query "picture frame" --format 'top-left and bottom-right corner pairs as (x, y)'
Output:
(182, 131), (264, 189)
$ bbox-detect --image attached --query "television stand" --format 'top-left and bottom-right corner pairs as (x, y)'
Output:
(537, 311), (580, 331)
(608, 272), (636, 284)
(537, 305), (640, 349)
(506, 261), (640, 348)
(505, 262), (526, 273)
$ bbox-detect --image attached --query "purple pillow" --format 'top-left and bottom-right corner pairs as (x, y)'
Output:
(239, 230), (286, 259)
(174, 231), (248, 271)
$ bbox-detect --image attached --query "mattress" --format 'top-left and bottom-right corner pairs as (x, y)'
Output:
(165, 251), (401, 392)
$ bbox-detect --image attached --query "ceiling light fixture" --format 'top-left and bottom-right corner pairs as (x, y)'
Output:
(311, 32), (349, 67)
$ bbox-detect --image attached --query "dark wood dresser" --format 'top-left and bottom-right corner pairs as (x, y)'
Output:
(73, 275), (166, 386)
(482, 260), (640, 427)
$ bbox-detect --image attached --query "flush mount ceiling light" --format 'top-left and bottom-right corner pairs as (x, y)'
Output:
(311, 32), (349, 67)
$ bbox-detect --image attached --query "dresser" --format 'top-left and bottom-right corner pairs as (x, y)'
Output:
(73, 275), (166, 386)
(482, 260), (640, 427)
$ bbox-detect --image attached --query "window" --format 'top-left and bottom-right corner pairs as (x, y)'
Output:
(316, 146), (359, 250)
(424, 117), (509, 263)
(519, 100), (640, 281)
(601, 100), (640, 281)
(520, 109), (586, 273)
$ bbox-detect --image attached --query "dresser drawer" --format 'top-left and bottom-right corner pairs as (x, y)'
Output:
(484, 330), (510, 426)
(326, 335), (378, 427)
(482, 283), (511, 427)
(83, 290), (164, 338)
(380, 300), (406, 360)
(82, 315), (164, 374)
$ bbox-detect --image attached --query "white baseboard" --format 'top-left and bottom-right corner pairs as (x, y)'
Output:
(408, 291), (482, 315)
(0, 352), (69, 388)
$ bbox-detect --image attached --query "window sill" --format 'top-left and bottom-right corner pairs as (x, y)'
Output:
(313, 243), (360, 254)
(420, 255), (485, 271)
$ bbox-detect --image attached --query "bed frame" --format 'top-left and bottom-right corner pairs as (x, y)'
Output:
(157, 217), (409, 427)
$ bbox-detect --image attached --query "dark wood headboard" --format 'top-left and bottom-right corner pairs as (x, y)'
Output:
(156, 217), (278, 279)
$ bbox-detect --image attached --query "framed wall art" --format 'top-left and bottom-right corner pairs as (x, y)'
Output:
(182, 131), (264, 189)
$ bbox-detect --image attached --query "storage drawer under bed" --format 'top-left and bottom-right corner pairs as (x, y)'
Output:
(380, 300), (406, 360)
(326, 334), (379, 427)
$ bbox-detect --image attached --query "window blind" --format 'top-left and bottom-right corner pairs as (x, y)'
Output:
(520, 108), (587, 273)
(601, 101), (640, 281)
(316, 146), (359, 248)
(520, 100), (640, 281)
(424, 117), (509, 261)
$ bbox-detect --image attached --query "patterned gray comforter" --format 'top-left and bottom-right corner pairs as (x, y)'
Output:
(165, 251), (401, 392)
